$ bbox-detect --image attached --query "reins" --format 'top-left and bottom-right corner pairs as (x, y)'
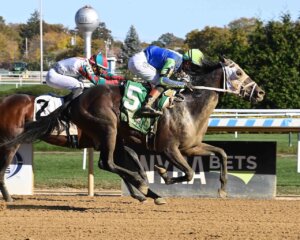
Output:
(191, 63), (233, 94)
(191, 62), (257, 101)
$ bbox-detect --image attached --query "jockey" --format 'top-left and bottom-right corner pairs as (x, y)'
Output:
(46, 52), (125, 100)
(128, 45), (204, 117)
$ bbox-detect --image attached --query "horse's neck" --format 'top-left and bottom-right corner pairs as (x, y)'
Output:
(193, 67), (223, 89)
(183, 67), (223, 134)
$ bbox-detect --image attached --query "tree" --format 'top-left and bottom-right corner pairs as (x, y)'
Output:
(245, 14), (300, 108)
(92, 22), (113, 41)
(19, 10), (41, 57)
(151, 33), (184, 49)
(121, 25), (142, 64)
(185, 27), (232, 59)
(0, 16), (5, 25)
(0, 17), (21, 65)
(19, 10), (40, 40)
(0, 32), (19, 63)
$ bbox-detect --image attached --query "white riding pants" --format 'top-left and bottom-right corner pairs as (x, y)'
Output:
(46, 68), (84, 91)
(128, 51), (160, 85)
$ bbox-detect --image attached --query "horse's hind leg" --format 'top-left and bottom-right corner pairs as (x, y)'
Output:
(123, 146), (166, 205)
(0, 146), (19, 202)
(100, 133), (149, 196)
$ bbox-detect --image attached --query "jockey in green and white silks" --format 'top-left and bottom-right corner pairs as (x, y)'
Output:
(128, 45), (204, 117)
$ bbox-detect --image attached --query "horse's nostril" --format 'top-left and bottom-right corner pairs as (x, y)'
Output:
(259, 90), (265, 96)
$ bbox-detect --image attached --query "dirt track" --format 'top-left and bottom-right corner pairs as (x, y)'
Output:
(0, 195), (299, 240)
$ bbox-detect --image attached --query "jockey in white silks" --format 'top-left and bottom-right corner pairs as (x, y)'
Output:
(46, 53), (125, 99)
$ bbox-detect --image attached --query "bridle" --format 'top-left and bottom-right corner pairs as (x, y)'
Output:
(192, 61), (257, 100)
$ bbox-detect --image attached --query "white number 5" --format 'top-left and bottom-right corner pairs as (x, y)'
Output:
(124, 85), (143, 111)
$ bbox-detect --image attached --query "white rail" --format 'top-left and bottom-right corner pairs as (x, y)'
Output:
(0, 72), (91, 87)
(212, 109), (300, 117)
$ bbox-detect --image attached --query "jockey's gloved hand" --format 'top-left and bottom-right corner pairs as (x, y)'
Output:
(181, 76), (190, 83)
(181, 72), (191, 83)
(185, 82), (194, 92)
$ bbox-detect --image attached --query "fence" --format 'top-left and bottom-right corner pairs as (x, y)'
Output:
(0, 71), (46, 87)
(0, 71), (92, 88)
(209, 109), (300, 132)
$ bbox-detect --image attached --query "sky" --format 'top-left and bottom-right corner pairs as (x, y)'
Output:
(1, 0), (299, 42)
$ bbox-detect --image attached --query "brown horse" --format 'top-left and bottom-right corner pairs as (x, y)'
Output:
(0, 93), (163, 203)
(1, 57), (265, 201)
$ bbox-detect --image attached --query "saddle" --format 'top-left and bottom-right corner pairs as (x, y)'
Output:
(33, 94), (79, 148)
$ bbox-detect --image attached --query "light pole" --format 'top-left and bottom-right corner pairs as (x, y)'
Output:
(39, 0), (43, 83)
(104, 39), (111, 57)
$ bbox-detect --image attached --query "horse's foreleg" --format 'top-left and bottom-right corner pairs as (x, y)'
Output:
(122, 178), (147, 202)
(183, 143), (228, 198)
(0, 147), (19, 202)
(100, 132), (149, 196)
(123, 146), (166, 204)
(156, 147), (194, 185)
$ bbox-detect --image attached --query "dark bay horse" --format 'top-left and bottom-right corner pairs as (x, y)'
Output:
(0, 93), (163, 203)
(1, 57), (265, 200)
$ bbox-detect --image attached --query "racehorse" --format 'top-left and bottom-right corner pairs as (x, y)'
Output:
(1, 57), (265, 201)
(0, 93), (163, 204)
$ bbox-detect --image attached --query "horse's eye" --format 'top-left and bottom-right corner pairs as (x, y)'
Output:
(236, 70), (242, 77)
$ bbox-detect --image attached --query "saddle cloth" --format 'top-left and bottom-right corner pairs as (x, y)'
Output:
(33, 94), (78, 136)
(121, 80), (176, 134)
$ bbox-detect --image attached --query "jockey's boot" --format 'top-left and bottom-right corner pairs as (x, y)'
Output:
(71, 87), (83, 100)
(140, 86), (164, 117)
(61, 87), (83, 120)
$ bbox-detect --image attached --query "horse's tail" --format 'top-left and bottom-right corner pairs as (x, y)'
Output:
(0, 104), (66, 148)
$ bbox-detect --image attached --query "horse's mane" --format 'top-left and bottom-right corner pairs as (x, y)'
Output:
(188, 59), (221, 75)
(188, 59), (222, 86)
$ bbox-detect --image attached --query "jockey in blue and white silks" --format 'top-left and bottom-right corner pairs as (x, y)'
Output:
(128, 45), (204, 116)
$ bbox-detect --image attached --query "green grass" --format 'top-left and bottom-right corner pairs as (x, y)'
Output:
(0, 84), (20, 92)
(34, 152), (121, 190)
(204, 133), (298, 154)
(276, 156), (300, 195)
(0, 84), (68, 96)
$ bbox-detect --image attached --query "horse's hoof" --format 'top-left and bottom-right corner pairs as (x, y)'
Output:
(139, 198), (148, 204)
(154, 197), (167, 205)
(134, 196), (147, 203)
(218, 189), (227, 198)
(4, 196), (14, 203)
(154, 165), (167, 174)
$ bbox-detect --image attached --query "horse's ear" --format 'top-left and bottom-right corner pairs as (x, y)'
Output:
(219, 55), (231, 65)
(219, 55), (226, 63)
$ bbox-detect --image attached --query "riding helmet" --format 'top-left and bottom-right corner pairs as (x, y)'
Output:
(183, 49), (204, 66)
(89, 53), (108, 69)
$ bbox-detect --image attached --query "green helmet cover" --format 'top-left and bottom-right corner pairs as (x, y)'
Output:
(183, 49), (204, 65)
